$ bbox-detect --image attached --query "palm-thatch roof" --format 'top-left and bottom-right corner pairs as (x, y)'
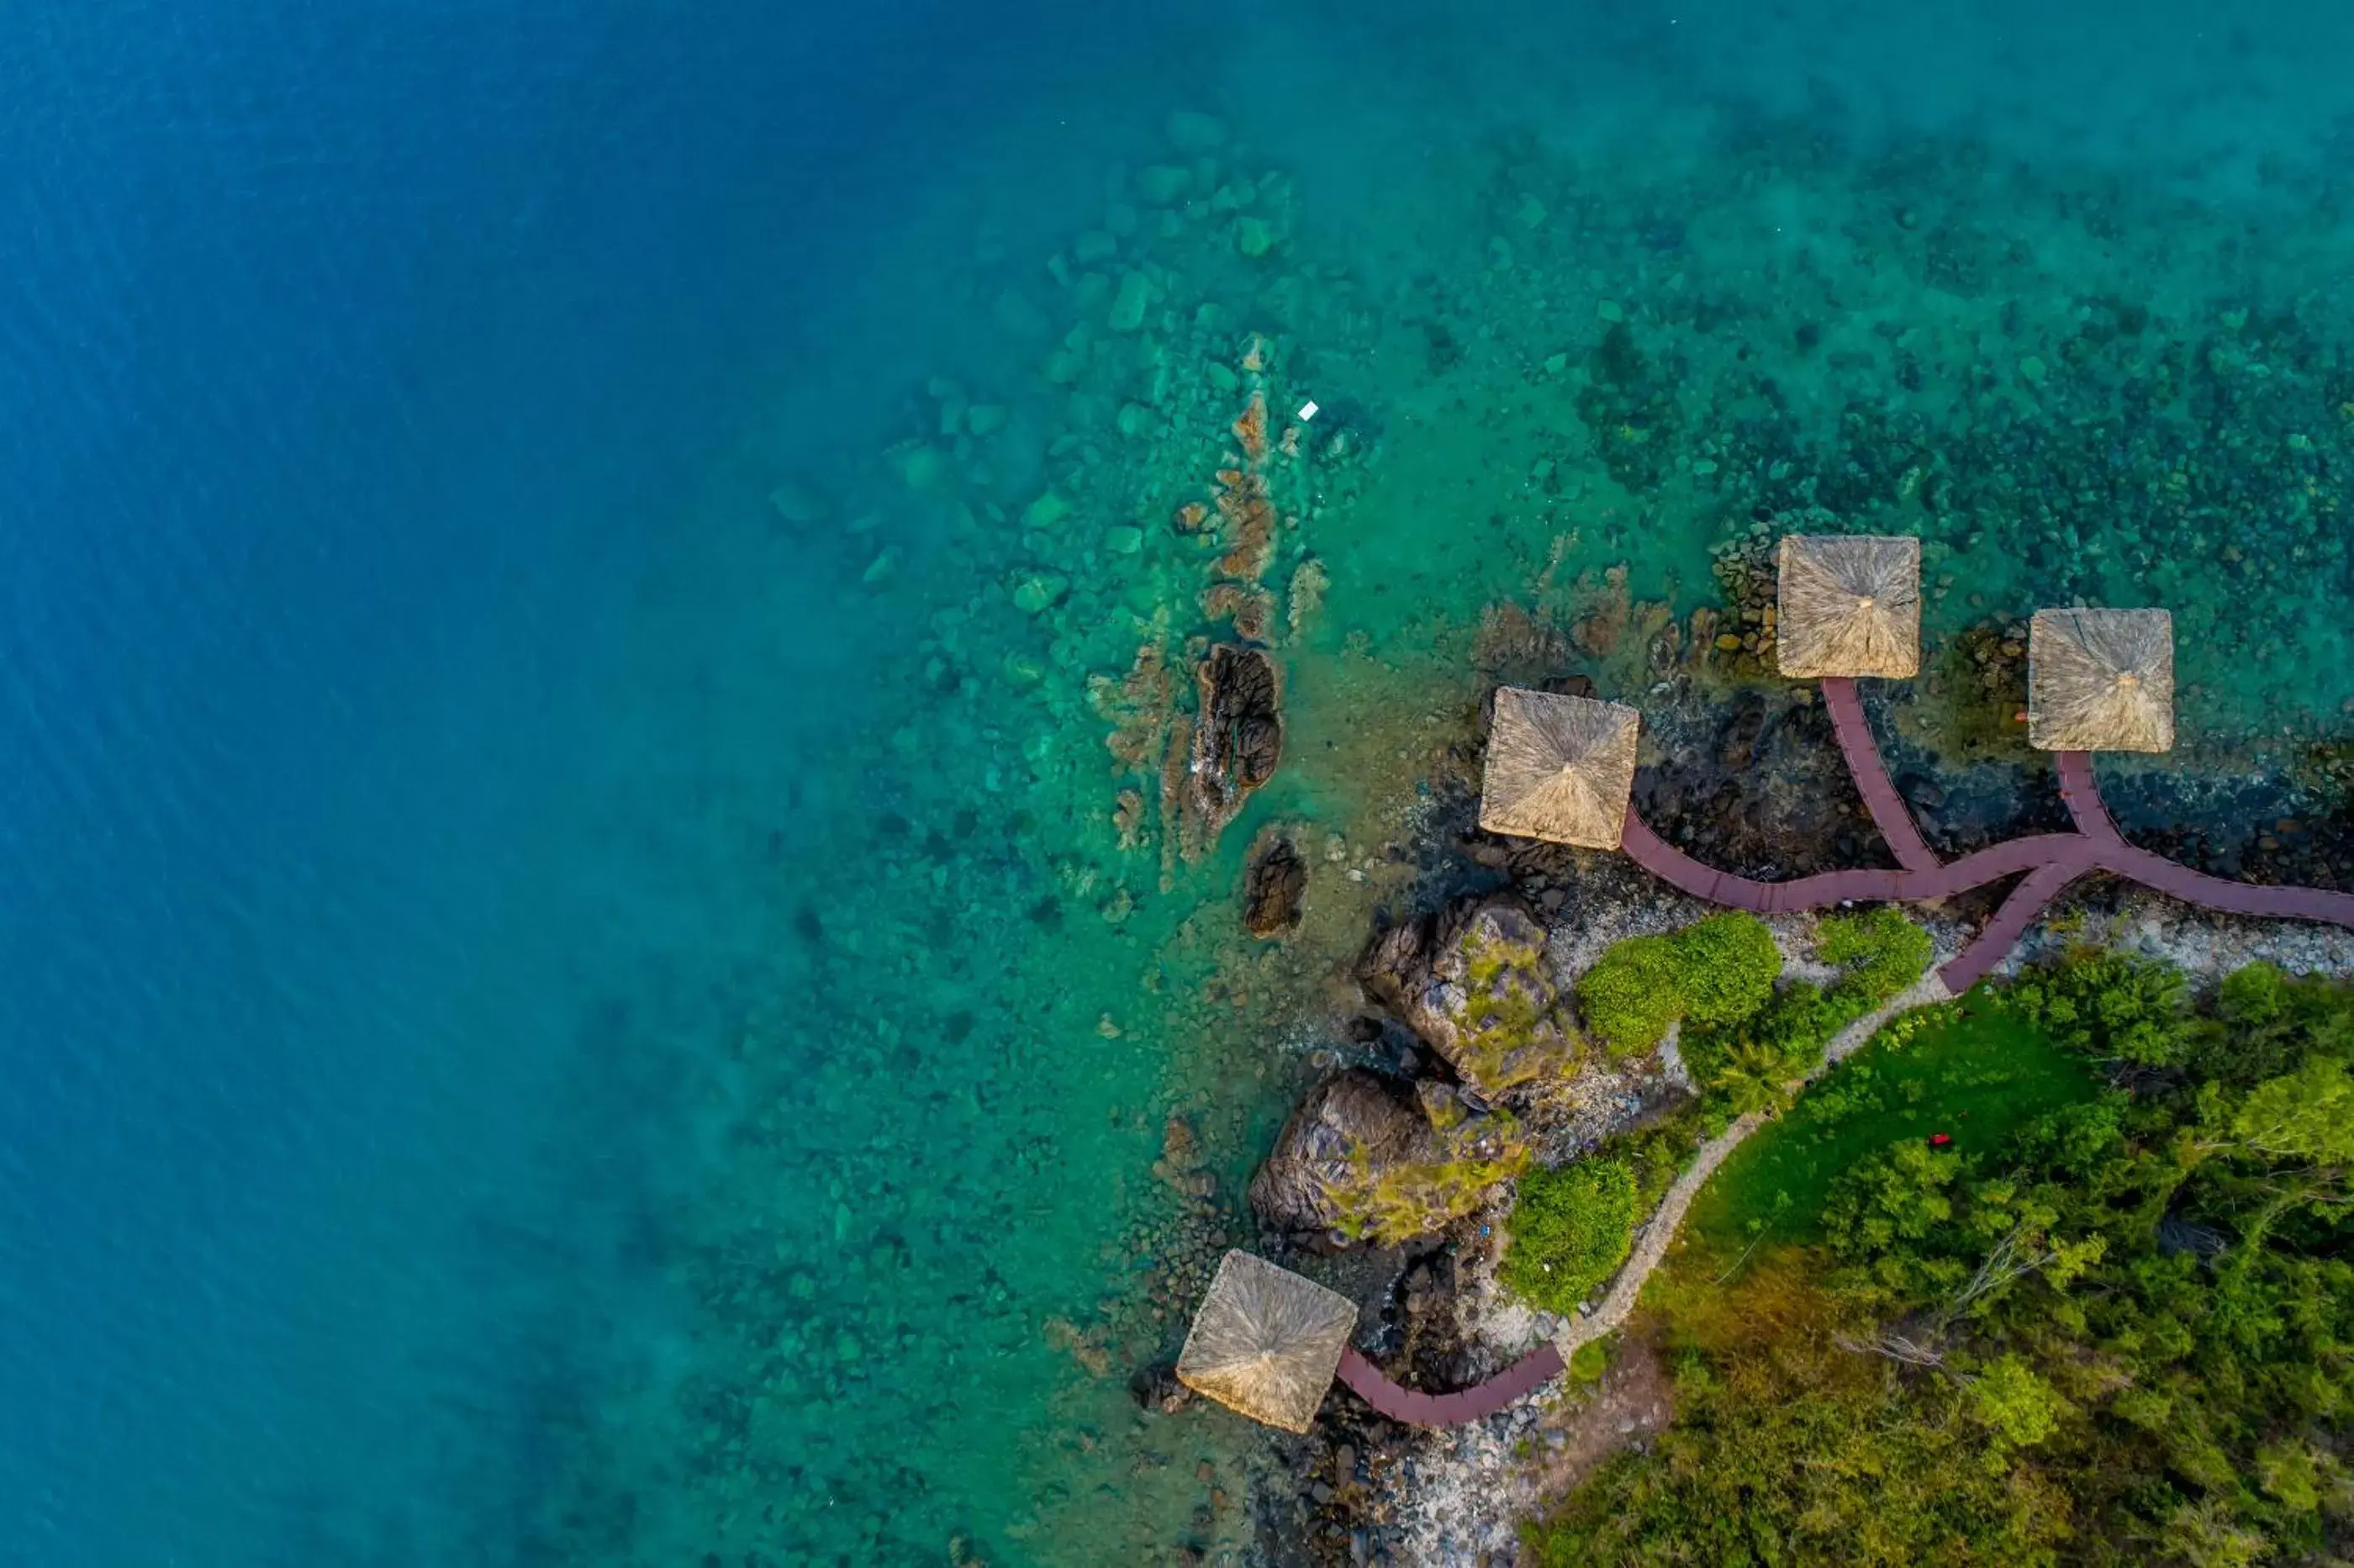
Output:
(1177, 1250), (1358, 1433)
(1478, 688), (1641, 850)
(2028, 607), (2175, 753)
(1775, 534), (1922, 678)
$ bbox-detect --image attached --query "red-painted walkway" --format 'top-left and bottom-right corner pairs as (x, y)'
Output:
(1336, 1343), (1565, 1428)
(1821, 677), (1941, 874)
(1623, 678), (2354, 991)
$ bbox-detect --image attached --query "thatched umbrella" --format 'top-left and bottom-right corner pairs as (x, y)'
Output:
(1479, 688), (1641, 850)
(1177, 1250), (1359, 1433)
(2028, 607), (2175, 752)
(1775, 534), (1922, 678)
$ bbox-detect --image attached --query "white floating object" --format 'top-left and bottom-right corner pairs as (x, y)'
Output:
(1296, 399), (1319, 421)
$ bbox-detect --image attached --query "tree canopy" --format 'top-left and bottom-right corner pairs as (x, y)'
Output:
(1529, 954), (2354, 1567)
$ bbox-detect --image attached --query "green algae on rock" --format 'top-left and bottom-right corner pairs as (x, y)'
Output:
(1328, 1101), (1530, 1246)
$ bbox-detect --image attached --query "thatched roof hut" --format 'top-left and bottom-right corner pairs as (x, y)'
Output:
(1478, 688), (1642, 850)
(1775, 534), (1922, 678)
(1176, 1250), (1358, 1433)
(2028, 607), (2175, 753)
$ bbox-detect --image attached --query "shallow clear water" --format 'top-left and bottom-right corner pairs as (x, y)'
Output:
(7, 2), (2354, 1564)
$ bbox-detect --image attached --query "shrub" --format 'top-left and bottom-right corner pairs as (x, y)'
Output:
(1684, 980), (1861, 1113)
(1575, 934), (1686, 1057)
(1567, 1339), (1611, 1384)
(1498, 1157), (1640, 1315)
(1575, 912), (1782, 1057)
(1816, 906), (1934, 1005)
(1618, 1106), (1707, 1208)
(1676, 912), (1782, 1025)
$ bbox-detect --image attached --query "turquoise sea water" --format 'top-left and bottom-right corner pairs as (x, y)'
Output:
(8, 3), (2354, 1564)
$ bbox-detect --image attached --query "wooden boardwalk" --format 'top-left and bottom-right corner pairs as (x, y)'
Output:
(1333, 677), (2354, 1430)
(1623, 676), (2354, 990)
(1335, 1342), (1565, 1428)
(1820, 677), (1941, 874)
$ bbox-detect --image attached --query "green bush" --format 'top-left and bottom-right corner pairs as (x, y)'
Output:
(1618, 1106), (1707, 1208)
(1676, 912), (1782, 1025)
(1575, 934), (1686, 1056)
(1498, 1157), (1640, 1314)
(1567, 1338), (1611, 1385)
(1816, 906), (1934, 1005)
(1683, 979), (1872, 1114)
(2003, 948), (2189, 1064)
(1575, 912), (1781, 1057)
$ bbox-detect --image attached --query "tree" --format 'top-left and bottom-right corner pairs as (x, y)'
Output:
(1969, 1354), (2063, 1448)
(2231, 1057), (2354, 1165)
(1530, 957), (2354, 1566)
(2005, 948), (2189, 1064)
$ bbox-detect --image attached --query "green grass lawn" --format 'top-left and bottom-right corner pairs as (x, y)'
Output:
(1688, 1006), (2103, 1256)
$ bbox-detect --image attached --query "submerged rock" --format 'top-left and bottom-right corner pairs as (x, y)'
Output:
(1130, 1361), (1196, 1416)
(1012, 572), (1069, 615)
(992, 288), (1052, 338)
(1136, 163), (1193, 206)
(1110, 270), (1153, 332)
(1019, 488), (1072, 530)
(1243, 828), (1308, 937)
(766, 474), (831, 527)
(1359, 895), (1576, 1097)
(893, 443), (948, 490)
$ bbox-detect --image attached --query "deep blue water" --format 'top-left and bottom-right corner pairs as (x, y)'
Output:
(0, 3), (1146, 1559)
(8, 0), (2354, 1561)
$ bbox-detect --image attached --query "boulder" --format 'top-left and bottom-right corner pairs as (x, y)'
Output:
(1248, 1072), (1426, 1235)
(1359, 919), (1430, 1010)
(1183, 644), (1282, 854)
(1359, 895), (1576, 1096)
(1130, 1361), (1196, 1415)
(1249, 1070), (1529, 1246)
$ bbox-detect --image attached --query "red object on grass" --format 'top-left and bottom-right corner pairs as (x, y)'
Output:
(1929, 1132), (1953, 1148)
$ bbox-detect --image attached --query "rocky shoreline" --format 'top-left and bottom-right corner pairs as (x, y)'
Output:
(1129, 671), (2354, 1568)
